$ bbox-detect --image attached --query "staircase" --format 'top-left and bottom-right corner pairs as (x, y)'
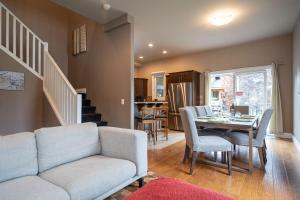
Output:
(81, 93), (107, 126)
(0, 2), (106, 126)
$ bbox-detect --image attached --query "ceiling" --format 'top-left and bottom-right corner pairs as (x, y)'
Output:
(52, 0), (300, 63)
(51, 0), (125, 24)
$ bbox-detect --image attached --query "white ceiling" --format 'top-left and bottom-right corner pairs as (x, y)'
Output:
(52, 0), (300, 63)
(51, 0), (125, 24)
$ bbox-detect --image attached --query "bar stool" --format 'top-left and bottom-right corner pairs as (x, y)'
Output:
(136, 106), (156, 144)
(154, 106), (169, 141)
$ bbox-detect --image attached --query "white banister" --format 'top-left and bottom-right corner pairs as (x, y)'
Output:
(0, 2), (82, 126)
(13, 17), (16, 54)
(26, 30), (29, 67)
(32, 37), (35, 71)
(43, 51), (82, 125)
(6, 10), (9, 49)
(0, 6), (2, 45)
(20, 24), (23, 61)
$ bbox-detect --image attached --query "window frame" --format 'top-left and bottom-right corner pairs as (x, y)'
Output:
(208, 65), (272, 114)
(151, 71), (166, 101)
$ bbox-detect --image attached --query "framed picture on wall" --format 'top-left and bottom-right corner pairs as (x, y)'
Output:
(0, 71), (24, 90)
(73, 24), (87, 56)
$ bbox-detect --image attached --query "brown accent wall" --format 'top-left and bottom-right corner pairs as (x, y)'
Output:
(0, 0), (70, 133)
(1, 0), (70, 75)
(68, 13), (134, 128)
(0, 51), (43, 135)
(293, 15), (300, 142)
(136, 34), (293, 133)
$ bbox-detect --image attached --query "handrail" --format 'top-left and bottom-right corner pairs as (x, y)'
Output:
(0, 2), (82, 125)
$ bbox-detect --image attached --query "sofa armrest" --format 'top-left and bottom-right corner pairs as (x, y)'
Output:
(98, 127), (148, 176)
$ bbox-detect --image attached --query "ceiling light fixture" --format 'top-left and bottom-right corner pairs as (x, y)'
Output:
(148, 43), (154, 48)
(139, 56), (144, 59)
(162, 50), (168, 54)
(102, 3), (111, 11)
(210, 12), (234, 26)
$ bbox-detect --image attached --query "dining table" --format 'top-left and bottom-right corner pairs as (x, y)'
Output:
(195, 115), (259, 174)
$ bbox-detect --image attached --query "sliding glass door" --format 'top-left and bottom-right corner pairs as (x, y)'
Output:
(209, 66), (272, 115)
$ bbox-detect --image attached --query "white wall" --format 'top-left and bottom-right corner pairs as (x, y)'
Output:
(293, 14), (300, 142)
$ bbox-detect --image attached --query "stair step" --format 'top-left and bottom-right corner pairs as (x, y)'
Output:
(82, 106), (96, 114)
(82, 113), (101, 122)
(96, 121), (108, 127)
(82, 99), (91, 106)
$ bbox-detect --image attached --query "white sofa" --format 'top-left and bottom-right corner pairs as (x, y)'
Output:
(0, 123), (148, 200)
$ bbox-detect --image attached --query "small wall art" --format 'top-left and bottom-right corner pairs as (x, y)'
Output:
(73, 24), (87, 56)
(0, 71), (24, 90)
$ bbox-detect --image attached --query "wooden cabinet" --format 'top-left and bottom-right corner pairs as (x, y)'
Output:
(166, 70), (200, 105)
(134, 78), (148, 101)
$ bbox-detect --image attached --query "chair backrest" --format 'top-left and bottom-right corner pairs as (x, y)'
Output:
(179, 107), (200, 151)
(204, 106), (213, 116)
(195, 106), (207, 117)
(235, 106), (249, 115)
(154, 106), (168, 118)
(190, 107), (199, 119)
(255, 109), (273, 146)
(141, 106), (155, 120)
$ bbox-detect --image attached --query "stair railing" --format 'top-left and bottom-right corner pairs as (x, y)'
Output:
(0, 2), (81, 125)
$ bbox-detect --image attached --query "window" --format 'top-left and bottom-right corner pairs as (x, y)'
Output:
(208, 66), (272, 115)
(152, 72), (166, 100)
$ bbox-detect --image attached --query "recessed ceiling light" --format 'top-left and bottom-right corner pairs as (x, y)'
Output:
(148, 43), (154, 48)
(210, 12), (234, 26)
(162, 50), (168, 54)
(139, 56), (144, 59)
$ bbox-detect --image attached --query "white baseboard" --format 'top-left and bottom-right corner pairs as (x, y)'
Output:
(293, 136), (300, 152)
(267, 132), (293, 139)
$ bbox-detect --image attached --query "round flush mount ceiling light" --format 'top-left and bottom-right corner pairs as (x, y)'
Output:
(148, 43), (154, 48)
(139, 56), (144, 59)
(102, 3), (111, 11)
(210, 12), (234, 26)
(162, 50), (168, 54)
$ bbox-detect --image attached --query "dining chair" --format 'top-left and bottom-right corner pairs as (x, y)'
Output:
(228, 109), (273, 170)
(154, 106), (169, 140)
(195, 106), (207, 117)
(136, 106), (156, 144)
(235, 106), (249, 115)
(179, 107), (232, 175)
(204, 106), (214, 116)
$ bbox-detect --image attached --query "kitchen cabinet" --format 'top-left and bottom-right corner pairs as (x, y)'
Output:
(134, 78), (148, 101)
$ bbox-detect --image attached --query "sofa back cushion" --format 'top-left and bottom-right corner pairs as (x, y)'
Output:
(0, 132), (38, 183)
(35, 123), (100, 172)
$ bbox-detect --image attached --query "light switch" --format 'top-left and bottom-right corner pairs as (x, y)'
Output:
(121, 99), (125, 105)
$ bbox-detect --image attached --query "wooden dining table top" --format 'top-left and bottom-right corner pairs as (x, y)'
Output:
(195, 115), (259, 130)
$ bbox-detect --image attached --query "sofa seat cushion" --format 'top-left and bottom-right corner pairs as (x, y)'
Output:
(39, 155), (136, 200)
(0, 176), (70, 200)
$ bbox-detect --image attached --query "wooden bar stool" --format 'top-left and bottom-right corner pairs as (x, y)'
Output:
(136, 106), (156, 144)
(154, 106), (169, 141)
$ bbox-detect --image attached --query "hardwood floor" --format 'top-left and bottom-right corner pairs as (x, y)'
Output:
(148, 136), (300, 200)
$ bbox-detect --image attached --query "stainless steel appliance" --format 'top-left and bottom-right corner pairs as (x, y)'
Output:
(168, 82), (193, 130)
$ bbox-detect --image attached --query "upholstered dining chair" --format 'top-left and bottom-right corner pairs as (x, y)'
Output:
(204, 106), (214, 116)
(179, 107), (232, 175)
(228, 109), (273, 170)
(195, 106), (207, 117)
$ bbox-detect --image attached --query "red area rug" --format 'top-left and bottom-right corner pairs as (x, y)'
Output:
(124, 177), (234, 200)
